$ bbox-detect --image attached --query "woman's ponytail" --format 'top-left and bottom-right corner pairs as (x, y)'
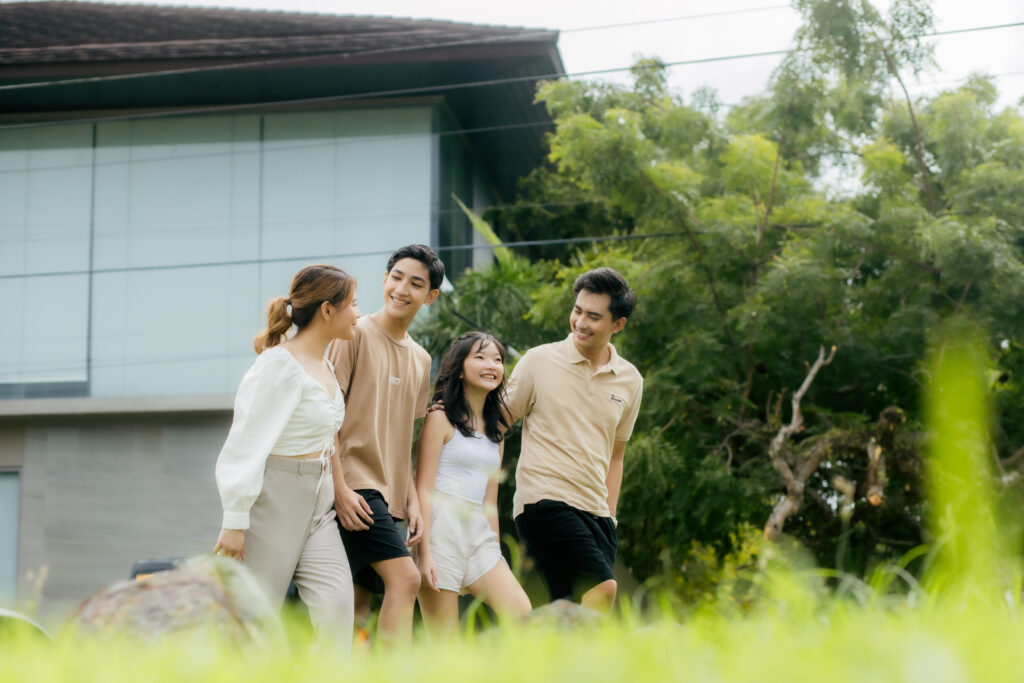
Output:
(253, 296), (292, 353)
(251, 265), (353, 354)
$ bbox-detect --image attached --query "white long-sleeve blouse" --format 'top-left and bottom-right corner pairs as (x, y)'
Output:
(215, 345), (345, 530)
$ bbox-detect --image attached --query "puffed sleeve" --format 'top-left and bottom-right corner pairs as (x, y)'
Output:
(504, 350), (537, 424)
(215, 349), (303, 530)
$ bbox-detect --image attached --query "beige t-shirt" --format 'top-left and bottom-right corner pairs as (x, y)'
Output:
(507, 335), (643, 518)
(329, 314), (431, 519)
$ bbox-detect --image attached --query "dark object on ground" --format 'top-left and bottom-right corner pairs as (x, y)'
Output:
(68, 555), (285, 646)
(129, 557), (186, 580)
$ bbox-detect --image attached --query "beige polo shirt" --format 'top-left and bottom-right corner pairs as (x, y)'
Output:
(507, 335), (643, 518)
(329, 314), (431, 519)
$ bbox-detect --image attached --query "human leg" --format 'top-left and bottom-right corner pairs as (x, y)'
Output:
(292, 479), (354, 653)
(371, 555), (421, 647)
(581, 579), (617, 612)
(416, 586), (460, 638)
(466, 561), (532, 620)
(244, 462), (313, 607)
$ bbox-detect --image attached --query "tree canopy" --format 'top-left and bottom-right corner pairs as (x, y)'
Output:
(416, 0), (1024, 600)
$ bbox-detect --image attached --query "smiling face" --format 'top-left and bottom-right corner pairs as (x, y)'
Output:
(460, 339), (505, 394)
(381, 257), (439, 322)
(569, 289), (627, 356)
(325, 287), (360, 341)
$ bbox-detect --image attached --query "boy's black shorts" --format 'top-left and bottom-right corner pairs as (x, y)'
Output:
(514, 499), (617, 602)
(337, 489), (411, 594)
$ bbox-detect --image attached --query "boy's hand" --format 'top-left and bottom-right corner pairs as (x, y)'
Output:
(335, 487), (374, 531)
(406, 499), (424, 546)
(426, 400), (444, 414)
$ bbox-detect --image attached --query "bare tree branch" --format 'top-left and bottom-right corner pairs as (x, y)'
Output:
(764, 345), (837, 540)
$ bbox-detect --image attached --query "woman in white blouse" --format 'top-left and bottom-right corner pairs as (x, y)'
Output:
(214, 264), (360, 651)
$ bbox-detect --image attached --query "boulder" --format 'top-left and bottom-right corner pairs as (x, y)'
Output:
(66, 555), (285, 646)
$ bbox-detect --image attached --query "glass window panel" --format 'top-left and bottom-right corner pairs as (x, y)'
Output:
(93, 116), (260, 271)
(262, 107), (432, 264)
(0, 275), (88, 384)
(0, 471), (17, 604)
(90, 265), (259, 397)
(0, 125), (93, 277)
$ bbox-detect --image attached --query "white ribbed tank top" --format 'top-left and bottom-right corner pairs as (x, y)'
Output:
(434, 429), (500, 504)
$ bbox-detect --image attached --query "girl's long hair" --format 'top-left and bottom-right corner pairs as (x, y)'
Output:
(433, 332), (510, 443)
(253, 264), (354, 354)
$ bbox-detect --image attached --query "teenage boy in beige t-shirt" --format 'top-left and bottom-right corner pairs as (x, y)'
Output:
(506, 267), (643, 612)
(329, 244), (443, 647)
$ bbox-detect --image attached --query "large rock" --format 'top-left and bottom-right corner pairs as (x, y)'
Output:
(66, 555), (285, 646)
(527, 599), (605, 628)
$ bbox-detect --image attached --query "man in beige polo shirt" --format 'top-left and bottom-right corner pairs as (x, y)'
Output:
(507, 267), (643, 611)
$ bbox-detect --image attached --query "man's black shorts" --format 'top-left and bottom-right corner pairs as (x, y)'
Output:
(337, 489), (410, 594)
(514, 499), (617, 602)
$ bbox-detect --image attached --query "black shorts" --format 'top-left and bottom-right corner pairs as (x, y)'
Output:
(337, 489), (410, 594)
(514, 499), (617, 602)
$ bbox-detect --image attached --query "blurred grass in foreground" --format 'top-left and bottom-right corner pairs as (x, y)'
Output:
(4, 325), (1023, 681)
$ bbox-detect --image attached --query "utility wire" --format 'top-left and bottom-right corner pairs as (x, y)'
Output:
(0, 230), (690, 281)
(1, 20), (1020, 132)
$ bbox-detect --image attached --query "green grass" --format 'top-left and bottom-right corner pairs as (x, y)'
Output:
(4, 326), (1022, 681)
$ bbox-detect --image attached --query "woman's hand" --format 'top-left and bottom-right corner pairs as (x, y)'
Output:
(335, 486), (374, 531)
(214, 528), (246, 561)
(406, 499), (423, 547)
(418, 551), (439, 592)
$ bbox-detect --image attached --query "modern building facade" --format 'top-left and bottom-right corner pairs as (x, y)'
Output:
(0, 1), (562, 621)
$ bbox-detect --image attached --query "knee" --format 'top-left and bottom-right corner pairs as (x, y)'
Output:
(386, 563), (421, 599)
(596, 579), (617, 599)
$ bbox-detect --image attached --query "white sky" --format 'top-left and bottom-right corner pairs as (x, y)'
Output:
(100, 0), (1024, 109)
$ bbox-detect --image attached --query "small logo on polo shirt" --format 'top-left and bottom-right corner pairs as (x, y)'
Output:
(390, 376), (402, 386)
(610, 394), (624, 404)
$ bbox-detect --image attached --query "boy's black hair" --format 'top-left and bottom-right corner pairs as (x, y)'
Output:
(433, 332), (510, 443)
(572, 267), (637, 320)
(386, 244), (445, 290)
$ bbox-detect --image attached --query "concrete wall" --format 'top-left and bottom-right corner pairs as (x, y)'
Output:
(2, 411), (230, 624)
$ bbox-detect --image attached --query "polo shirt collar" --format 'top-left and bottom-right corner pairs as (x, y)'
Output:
(559, 334), (622, 374)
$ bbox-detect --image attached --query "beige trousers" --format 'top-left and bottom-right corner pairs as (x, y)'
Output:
(245, 455), (353, 652)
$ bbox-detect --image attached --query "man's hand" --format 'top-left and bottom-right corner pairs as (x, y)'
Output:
(406, 499), (424, 547)
(335, 486), (374, 531)
(426, 400), (444, 414)
(213, 528), (246, 561)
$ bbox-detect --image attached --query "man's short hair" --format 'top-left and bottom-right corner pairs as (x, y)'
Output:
(573, 267), (636, 320)
(386, 244), (445, 290)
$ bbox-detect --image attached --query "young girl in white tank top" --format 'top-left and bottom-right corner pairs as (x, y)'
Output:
(415, 332), (532, 634)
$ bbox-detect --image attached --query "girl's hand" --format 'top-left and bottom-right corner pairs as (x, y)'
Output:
(419, 552), (439, 592)
(336, 486), (374, 531)
(214, 528), (246, 561)
(406, 500), (424, 546)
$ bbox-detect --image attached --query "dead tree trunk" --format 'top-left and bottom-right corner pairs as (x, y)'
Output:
(764, 345), (836, 540)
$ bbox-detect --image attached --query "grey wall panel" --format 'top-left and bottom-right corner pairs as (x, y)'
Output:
(15, 414), (229, 624)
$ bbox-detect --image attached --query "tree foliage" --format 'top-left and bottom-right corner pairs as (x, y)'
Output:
(416, 0), (1024, 597)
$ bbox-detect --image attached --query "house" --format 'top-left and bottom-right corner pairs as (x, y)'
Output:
(0, 0), (563, 621)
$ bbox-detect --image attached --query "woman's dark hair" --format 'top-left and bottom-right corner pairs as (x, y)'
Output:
(433, 331), (510, 443)
(253, 264), (354, 354)
(386, 244), (445, 290)
(573, 267), (637, 320)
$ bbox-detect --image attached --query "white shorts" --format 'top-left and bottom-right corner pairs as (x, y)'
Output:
(428, 490), (504, 594)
